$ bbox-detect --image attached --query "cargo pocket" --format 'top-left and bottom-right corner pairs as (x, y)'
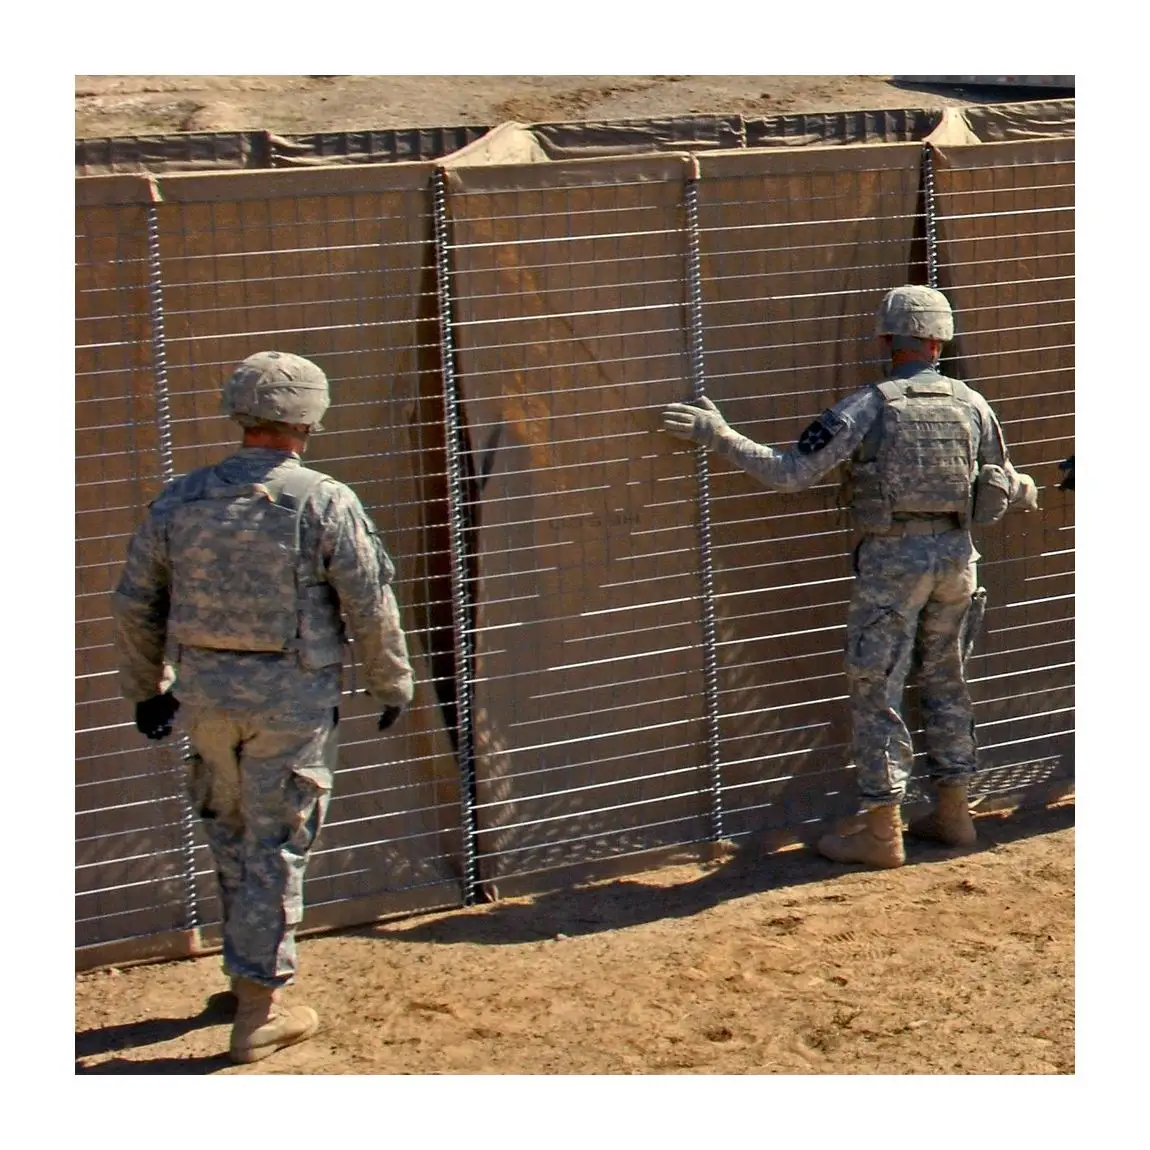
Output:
(845, 607), (905, 681)
(282, 763), (332, 927)
(185, 752), (213, 819)
(186, 750), (243, 830)
(972, 464), (1011, 525)
(285, 764), (333, 856)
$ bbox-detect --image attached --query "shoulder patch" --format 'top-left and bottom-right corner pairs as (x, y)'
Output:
(796, 409), (847, 456)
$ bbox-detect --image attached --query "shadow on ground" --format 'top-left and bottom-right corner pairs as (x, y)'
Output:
(888, 80), (1075, 104)
(371, 801), (1074, 948)
(75, 992), (235, 1075)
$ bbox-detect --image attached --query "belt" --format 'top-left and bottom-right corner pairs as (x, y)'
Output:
(869, 516), (963, 537)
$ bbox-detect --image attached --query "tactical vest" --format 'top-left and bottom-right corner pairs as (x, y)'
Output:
(165, 462), (346, 669)
(844, 369), (978, 532)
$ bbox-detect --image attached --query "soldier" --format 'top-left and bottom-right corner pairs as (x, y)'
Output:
(112, 351), (415, 1063)
(662, 286), (1037, 869)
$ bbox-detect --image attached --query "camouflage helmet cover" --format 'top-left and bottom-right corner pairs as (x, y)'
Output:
(221, 350), (330, 431)
(875, 284), (955, 342)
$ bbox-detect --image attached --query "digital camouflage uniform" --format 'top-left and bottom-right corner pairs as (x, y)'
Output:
(113, 448), (413, 985)
(662, 286), (1037, 867)
(112, 352), (414, 1059)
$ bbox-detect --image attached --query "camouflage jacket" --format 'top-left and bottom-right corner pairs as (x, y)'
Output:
(112, 447), (415, 719)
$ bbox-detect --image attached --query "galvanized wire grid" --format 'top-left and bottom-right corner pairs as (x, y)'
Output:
(928, 149), (1074, 799)
(695, 156), (926, 836)
(75, 140), (1074, 953)
(154, 188), (466, 922)
(444, 168), (710, 884)
(76, 184), (467, 950)
(76, 203), (190, 947)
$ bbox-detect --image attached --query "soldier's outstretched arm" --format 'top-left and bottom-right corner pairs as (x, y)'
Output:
(320, 486), (415, 711)
(111, 511), (173, 703)
(975, 398), (1038, 511)
(662, 388), (881, 491)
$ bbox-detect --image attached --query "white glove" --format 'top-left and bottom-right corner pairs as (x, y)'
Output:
(661, 395), (731, 450)
(1016, 473), (1039, 512)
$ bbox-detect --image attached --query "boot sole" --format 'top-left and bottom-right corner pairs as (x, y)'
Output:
(816, 839), (905, 868)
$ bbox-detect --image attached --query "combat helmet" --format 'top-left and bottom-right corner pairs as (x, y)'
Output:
(875, 285), (954, 342)
(221, 351), (330, 432)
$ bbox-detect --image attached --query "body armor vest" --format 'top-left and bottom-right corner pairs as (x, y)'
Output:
(165, 462), (345, 669)
(844, 369), (978, 532)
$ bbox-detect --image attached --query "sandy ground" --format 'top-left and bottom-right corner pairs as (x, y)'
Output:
(73, 74), (1067, 138)
(74, 76), (1073, 1077)
(75, 801), (1073, 1076)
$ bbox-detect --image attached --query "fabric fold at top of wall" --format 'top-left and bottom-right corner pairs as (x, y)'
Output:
(75, 99), (1076, 176)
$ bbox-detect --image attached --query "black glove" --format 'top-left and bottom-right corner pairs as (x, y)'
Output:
(135, 692), (180, 740)
(378, 705), (403, 732)
(1057, 455), (1074, 491)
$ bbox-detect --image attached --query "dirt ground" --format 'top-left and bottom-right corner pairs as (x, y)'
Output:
(73, 74), (1069, 138)
(75, 801), (1074, 1076)
(74, 76), (1074, 1077)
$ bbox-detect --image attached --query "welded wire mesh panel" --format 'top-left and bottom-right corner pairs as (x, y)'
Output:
(694, 145), (926, 839)
(76, 194), (192, 949)
(78, 166), (464, 946)
(931, 139), (1074, 799)
(445, 157), (711, 889)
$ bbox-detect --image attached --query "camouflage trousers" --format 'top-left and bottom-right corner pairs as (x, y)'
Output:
(183, 706), (337, 988)
(844, 530), (979, 807)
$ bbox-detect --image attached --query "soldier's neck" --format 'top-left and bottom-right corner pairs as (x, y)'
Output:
(889, 350), (939, 371)
(241, 428), (308, 454)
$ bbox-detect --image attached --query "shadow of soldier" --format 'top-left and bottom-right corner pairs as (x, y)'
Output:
(76, 1052), (234, 1075)
(75, 991), (235, 1074)
(365, 799), (1072, 948)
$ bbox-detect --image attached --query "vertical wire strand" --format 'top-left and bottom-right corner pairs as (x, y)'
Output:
(433, 168), (479, 905)
(146, 202), (199, 931)
(924, 145), (940, 290)
(684, 177), (724, 844)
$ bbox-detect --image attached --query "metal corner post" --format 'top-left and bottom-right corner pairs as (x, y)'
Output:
(432, 167), (480, 905)
(145, 202), (199, 931)
(683, 176), (724, 843)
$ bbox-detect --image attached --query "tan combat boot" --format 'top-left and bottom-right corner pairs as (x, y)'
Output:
(907, 784), (977, 847)
(229, 977), (320, 1064)
(817, 803), (906, 869)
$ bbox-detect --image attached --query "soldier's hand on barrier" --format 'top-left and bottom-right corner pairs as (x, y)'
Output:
(135, 692), (180, 740)
(1017, 474), (1039, 512)
(1058, 455), (1075, 491)
(378, 705), (403, 732)
(661, 396), (730, 449)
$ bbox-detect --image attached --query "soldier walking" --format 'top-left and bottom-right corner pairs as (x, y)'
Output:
(662, 286), (1037, 869)
(112, 351), (415, 1062)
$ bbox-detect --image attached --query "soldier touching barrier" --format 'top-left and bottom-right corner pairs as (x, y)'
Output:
(112, 351), (415, 1063)
(662, 286), (1038, 870)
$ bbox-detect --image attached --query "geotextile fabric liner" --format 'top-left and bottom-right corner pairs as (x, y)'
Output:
(76, 201), (190, 949)
(929, 138), (1075, 794)
(692, 144), (925, 836)
(444, 155), (709, 886)
(76, 165), (464, 958)
(74, 108), (1074, 959)
(76, 100), (1075, 174)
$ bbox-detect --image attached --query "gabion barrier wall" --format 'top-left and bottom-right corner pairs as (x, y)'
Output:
(75, 115), (1074, 966)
